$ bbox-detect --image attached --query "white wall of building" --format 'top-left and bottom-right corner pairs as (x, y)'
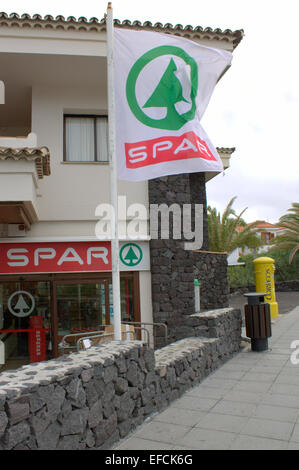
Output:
(29, 73), (152, 325)
(31, 84), (149, 224)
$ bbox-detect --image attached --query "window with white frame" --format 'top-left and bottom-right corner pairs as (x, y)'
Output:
(64, 115), (108, 162)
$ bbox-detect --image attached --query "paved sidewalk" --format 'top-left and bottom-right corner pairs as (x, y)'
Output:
(113, 306), (299, 450)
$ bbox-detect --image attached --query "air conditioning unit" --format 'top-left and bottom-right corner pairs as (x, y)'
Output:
(8, 224), (26, 237)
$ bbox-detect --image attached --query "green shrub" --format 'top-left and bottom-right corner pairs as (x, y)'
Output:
(228, 254), (255, 288)
(228, 249), (299, 288)
(263, 248), (299, 282)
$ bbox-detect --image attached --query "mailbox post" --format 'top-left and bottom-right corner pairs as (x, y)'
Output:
(253, 257), (278, 318)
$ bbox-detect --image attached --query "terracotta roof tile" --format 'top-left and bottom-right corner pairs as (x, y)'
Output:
(0, 12), (244, 49)
(0, 146), (51, 178)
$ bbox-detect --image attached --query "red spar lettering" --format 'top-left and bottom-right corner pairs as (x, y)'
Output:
(125, 131), (216, 169)
(1, 242), (111, 274)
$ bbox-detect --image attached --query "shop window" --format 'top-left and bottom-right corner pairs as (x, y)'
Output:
(56, 279), (135, 339)
(57, 283), (106, 336)
(64, 115), (108, 162)
(0, 274), (139, 369)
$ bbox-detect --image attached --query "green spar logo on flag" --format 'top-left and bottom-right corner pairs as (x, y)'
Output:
(126, 45), (198, 131)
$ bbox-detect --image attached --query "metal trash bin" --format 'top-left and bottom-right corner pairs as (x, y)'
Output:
(244, 292), (272, 351)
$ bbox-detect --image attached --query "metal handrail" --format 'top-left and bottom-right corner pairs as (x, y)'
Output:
(122, 321), (168, 344)
(76, 330), (136, 351)
(129, 326), (150, 347)
(76, 327), (150, 350)
(59, 320), (162, 355)
(59, 329), (105, 355)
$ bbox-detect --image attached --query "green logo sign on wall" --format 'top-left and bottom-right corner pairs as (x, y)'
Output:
(126, 45), (198, 131)
(119, 243), (143, 267)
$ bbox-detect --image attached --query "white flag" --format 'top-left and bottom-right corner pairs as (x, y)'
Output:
(114, 29), (232, 182)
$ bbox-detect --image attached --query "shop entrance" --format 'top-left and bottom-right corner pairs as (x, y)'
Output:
(55, 278), (136, 350)
(0, 280), (52, 370)
(0, 272), (140, 370)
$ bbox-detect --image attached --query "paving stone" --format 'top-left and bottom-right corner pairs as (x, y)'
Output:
(270, 383), (299, 397)
(261, 393), (299, 409)
(200, 377), (237, 391)
(153, 407), (206, 427)
(134, 421), (190, 445)
(243, 371), (279, 383)
(290, 423), (299, 442)
(172, 396), (218, 412)
(230, 435), (288, 450)
(232, 380), (272, 393)
(211, 400), (257, 417)
(222, 390), (266, 405)
(253, 404), (299, 423)
(116, 437), (176, 450)
(288, 442), (299, 450)
(194, 412), (248, 433)
(240, 417), (294, 441)
(179, 428), (237, 450)
(275, 374), (299, 386)
(185, 386), (227, 400)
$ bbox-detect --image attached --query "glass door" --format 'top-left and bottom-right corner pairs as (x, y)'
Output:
(55, 276), (139, 353)
(0, 280), (52, 371)
(56, 281), (109, 343)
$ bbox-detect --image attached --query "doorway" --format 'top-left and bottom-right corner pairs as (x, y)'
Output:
(0, 280), (52, 370)
(54, 275), (138, 356)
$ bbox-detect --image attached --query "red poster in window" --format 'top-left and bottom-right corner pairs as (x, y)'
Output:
(0, 241), (112, 274)
(28, 316), (47, 363)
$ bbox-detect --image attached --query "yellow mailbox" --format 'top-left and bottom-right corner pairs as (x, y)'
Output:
(253, 257), (278, 318)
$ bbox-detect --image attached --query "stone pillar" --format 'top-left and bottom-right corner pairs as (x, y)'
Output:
(148, 173), (229, 347)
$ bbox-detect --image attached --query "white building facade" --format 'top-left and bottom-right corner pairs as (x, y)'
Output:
(0, 12), (242, 367)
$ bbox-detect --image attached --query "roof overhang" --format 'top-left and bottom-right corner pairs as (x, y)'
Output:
(0, 12), (244, 52)
(0, 146), (51, 229)
(0, 146), (50, 179)
(206, 147), (235, 182)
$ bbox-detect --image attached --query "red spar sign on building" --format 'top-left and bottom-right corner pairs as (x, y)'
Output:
(0, 241), (112, 274)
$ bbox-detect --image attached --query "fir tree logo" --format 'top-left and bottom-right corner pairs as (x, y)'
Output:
(120, 243), (143, 267)
(14, 295), (30, 315)
(143, 58), (189, 123)
(8, 291), (35, 317)
(126, 45), (198, 130)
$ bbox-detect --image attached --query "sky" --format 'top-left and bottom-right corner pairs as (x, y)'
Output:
(1, 0), (298, 223)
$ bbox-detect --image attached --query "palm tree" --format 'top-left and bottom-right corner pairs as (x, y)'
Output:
(208, 196), (263, 254)
(270, 202), (299, 263)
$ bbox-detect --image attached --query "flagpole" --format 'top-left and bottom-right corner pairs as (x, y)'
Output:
(106, 2), (122, 341)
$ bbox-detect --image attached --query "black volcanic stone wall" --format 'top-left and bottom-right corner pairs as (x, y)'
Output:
(0, 310), (242, 451)
(149, 173), (229, 347)
(149, 173), (209, 250)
